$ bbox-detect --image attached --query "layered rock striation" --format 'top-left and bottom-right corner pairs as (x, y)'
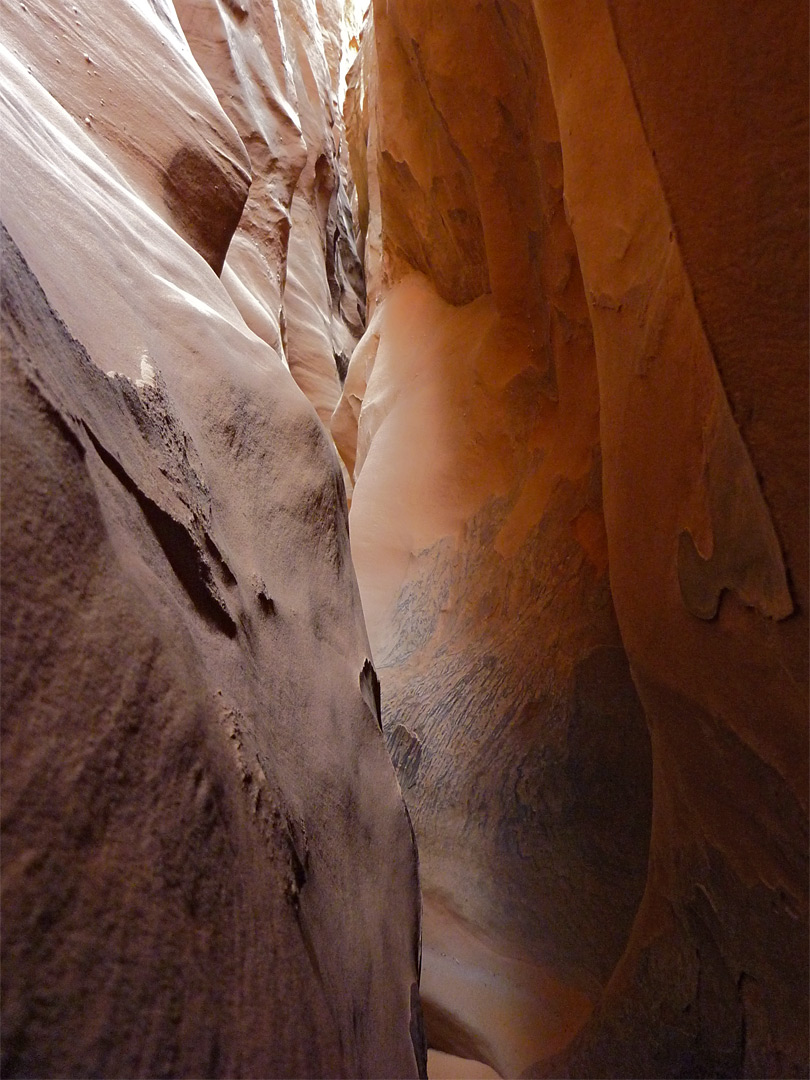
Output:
(1, 2), (423, 1076)
(2, 1), (807, 1078)
(335, 1), (808, 1077)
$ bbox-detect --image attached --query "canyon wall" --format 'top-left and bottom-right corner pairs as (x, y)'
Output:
(0, 2), (423, 1076)
(2, 1), (806, 1078)
(336, 0), (808, 1077)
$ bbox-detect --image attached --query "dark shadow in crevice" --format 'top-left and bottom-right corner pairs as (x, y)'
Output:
(83, 422), (237, 638)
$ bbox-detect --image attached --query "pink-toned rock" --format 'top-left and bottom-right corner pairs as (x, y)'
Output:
(336, 3), (652, 1073)
(0, 2), (424, 1076)
(174, 0), (365, 427)
(337, 0), (808, 1076)
(524, 3), (807, 1075)
(2, 0), (251, 274)
(276, 0), (365, 425)
(175, 0), (306, 355)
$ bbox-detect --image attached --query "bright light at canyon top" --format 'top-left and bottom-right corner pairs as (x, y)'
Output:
(339, 0), (367, 106)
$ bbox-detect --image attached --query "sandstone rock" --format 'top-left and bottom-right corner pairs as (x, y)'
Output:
(523, 3), (808, 1075)
(174, 0), (365, 429)
(175, 0), (307, 356)
(343, 5), (385, 313)
(337, 0), (808, 1076)
(428, 1049), (501, 1080)
(276, 0), (366, 425)
(0, 2), (423, 1075)
(1, 0), (251, 275)
(337, 3), (653, 1074)
(3, 0), (806, 1076)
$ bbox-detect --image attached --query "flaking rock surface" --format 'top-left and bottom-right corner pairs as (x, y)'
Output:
(0, 2), (423, 1077)
(335, 1), (808, 1077)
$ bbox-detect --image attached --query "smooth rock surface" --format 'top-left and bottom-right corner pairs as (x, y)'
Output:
(524, 3), (808, 1075)
(337, 1), (808, 1076)
(0, 2), (424, 1076)
(337, 2), (652, 1074)
(174, 0), (365, 427)
(2, 0), (806, 1077)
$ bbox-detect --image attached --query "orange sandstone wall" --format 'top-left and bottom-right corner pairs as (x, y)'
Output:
(337, 1), (808, 1077)
(528, 3), (808, 1076)
(337, 1), (652, 1075)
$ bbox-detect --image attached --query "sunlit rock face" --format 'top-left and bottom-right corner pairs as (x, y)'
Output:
(0, 2), (423, 1077)
(175, 0), (365, 427)
(174, 0), (306, 357)
(274, 0), (366, 426)
(337, 0), (808, 1077)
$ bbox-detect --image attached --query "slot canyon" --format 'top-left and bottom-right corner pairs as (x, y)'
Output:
(0, 1), (807, 1077)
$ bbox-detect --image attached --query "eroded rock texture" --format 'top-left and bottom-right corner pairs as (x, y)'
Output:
(336, 1), (808, 1077)
(0, 2), (422, 1077)
(2, 0), (807, 1077)
(174, 0), (365, 426)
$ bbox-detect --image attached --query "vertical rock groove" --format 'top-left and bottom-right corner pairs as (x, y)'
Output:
(335, 1), (808, 1077)
(1, 2), (806, 1079)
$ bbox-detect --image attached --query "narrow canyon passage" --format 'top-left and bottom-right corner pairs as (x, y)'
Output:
(1, 2), (807, 1080)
